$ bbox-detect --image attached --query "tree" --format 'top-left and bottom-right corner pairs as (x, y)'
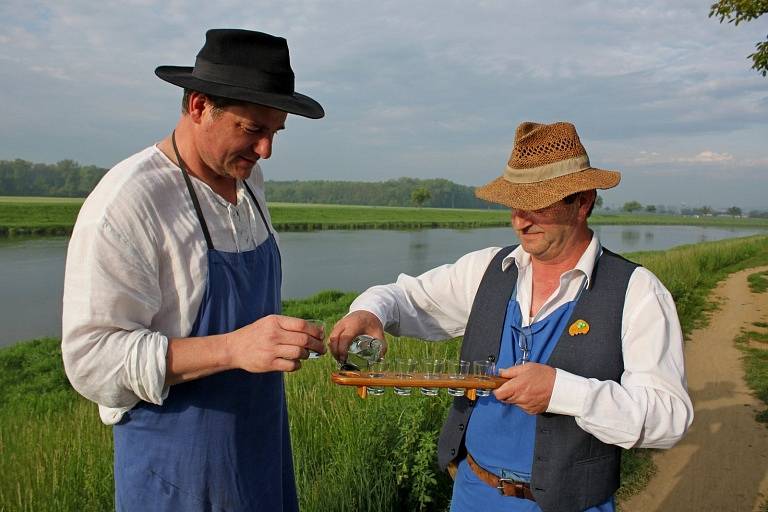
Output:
(727, 206), (743, 216)
(710, 0), (768, 76)
(595, 195), (604, 209)
(645, 204), (657, 213)
(411, 187), (431, 208)
(622, 200), (643, 213)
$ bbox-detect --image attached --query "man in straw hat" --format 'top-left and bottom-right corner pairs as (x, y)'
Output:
(62, 29), (325, 511)
(330, 121), (693, 511)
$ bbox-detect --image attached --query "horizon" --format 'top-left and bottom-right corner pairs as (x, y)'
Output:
(1, 0), (766, 210)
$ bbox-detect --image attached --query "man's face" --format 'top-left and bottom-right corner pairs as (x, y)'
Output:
(195, 100), (288, 181)
(511, 193), (591, 262)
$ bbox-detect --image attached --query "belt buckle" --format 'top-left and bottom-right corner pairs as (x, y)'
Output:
(496, 477), (515, 495)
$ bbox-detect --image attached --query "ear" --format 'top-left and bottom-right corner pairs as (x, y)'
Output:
(578, 190), (597, 219)
(186, 92), (209, 123)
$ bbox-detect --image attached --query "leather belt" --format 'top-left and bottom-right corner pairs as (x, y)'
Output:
(466, 453), (536, 501)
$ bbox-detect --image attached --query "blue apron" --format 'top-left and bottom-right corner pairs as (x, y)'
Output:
(451, 279), (614, 512)
(113, 137), (297, 511)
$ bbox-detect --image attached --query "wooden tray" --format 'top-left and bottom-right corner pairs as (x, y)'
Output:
(331, 370), (507, 400)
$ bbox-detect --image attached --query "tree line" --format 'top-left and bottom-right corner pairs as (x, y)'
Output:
(617, 200), (768, 218)
(3, 159), (763, 216)
(0, 159), (107, 198)
(265, 178), (501, 209)
(0, 159), (501, 209)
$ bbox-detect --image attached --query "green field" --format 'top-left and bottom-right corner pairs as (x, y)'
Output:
(3, 235), (768, 511)
(2, 196), (767, 236)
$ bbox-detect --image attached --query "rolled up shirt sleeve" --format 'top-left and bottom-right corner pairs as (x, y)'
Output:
(546, 267), (694, 449)
(349, 247), (502, 340)
(62, 215), (169, 412)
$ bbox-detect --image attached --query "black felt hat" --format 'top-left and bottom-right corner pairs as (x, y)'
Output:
(155, 29), (324, 119)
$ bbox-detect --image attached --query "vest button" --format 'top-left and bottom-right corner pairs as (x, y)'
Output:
(450, 448), (456, 456)
(487, 355), (496, 362)
(458, 423), (465, 432)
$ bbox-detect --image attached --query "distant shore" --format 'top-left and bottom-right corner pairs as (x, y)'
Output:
(1, 196), (767, 236)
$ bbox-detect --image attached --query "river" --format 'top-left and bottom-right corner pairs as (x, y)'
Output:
(0, 224), (765, 346)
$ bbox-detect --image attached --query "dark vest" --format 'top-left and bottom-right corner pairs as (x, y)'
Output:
(437, 245), (639, 512)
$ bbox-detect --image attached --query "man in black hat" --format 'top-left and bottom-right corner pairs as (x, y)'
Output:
(62, 29), (324, 511)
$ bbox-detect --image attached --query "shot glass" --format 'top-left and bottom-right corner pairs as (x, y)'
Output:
(420, 359), (445, 397)
(473, 360), (496, 397)
(304, 319), (326, 359)
(394, 358), (417, 397)
(366, 358), (386, 396)
(447, 360), (470, 397)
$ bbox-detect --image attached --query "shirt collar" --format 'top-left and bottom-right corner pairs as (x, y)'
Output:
(500, 232), (603, 289)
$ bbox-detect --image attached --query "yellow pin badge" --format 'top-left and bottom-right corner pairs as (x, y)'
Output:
(568, 319), (590, 336)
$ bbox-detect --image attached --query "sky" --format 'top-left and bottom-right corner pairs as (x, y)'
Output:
(1, 0), (766, 210)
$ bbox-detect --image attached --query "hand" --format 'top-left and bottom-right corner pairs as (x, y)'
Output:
(328, 311), (385, 363)
(493, 363), (556, 415)
(226, 315), (326, 373)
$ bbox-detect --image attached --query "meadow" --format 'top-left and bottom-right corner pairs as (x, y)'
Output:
(2, 235), (768, 511)
(2, 196), (768, 235)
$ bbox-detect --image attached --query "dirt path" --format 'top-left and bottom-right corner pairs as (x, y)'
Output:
(623, 266), (768, 512)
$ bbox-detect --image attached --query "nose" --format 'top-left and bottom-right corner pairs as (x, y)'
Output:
(511, 209), (533, 229)
(253, 134), (274, 160)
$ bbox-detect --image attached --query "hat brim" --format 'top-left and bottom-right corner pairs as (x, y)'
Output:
(475, 168), (620, 210)
(155, 66), (325, 119)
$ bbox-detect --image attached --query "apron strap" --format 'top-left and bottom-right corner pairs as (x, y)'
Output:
(243, 181), (282, 267)
(172, 131), (214, 251)
(243, 181), (275, 238)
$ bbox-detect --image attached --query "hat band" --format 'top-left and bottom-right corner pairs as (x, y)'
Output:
(192, 58), (295, 95)
(503, 155), (590, 184)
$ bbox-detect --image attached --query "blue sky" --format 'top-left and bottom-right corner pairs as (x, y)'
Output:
(1, 0), (766, 210)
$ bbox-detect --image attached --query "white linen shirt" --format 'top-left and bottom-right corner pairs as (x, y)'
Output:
(349, 235), (694, 449)
(62, 145), (278, 425)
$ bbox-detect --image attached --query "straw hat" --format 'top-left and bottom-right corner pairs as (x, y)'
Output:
(475, 122), (620, 210)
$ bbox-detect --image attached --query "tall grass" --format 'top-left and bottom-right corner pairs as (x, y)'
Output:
(627, 235), (768, 334)
(3, 236), (768, 511)
(0, 339), (113, 512)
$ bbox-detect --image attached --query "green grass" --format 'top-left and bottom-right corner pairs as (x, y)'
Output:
(0, 197), (82, 236)
(748, 270), (768, 293)
(3, 236), (768, 510)
(735, 324), (768, 425)
(2, 196), (768, 236)
(0, 339), (114, 511)
(626, 236), (768, 336)
(735, 274), (768, 429)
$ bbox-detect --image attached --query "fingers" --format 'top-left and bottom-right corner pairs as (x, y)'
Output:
(493, 379), (517, 402)
(274, 344), (310, 361)
(493, 363), (556, 414)
(229, 315), (329, 373)
(497, 366), (518, 379)
(328, 311), (384, 362)
(328, 323), (353, 362)
(270, 315), (326, 354)
(276, 315), (325, 343)
(273, 357), (302, 373)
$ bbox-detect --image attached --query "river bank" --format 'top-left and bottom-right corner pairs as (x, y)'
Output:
(2, 196), (768, 236)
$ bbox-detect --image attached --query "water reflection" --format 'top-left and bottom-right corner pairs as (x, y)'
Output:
(620, 229), (641, 247)
(407, 230), (429, 271)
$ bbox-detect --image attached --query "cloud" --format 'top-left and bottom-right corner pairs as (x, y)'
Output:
(678, 151), (734, 163)
(632, 150), (736, 164)
(0, 0), (766, 208)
